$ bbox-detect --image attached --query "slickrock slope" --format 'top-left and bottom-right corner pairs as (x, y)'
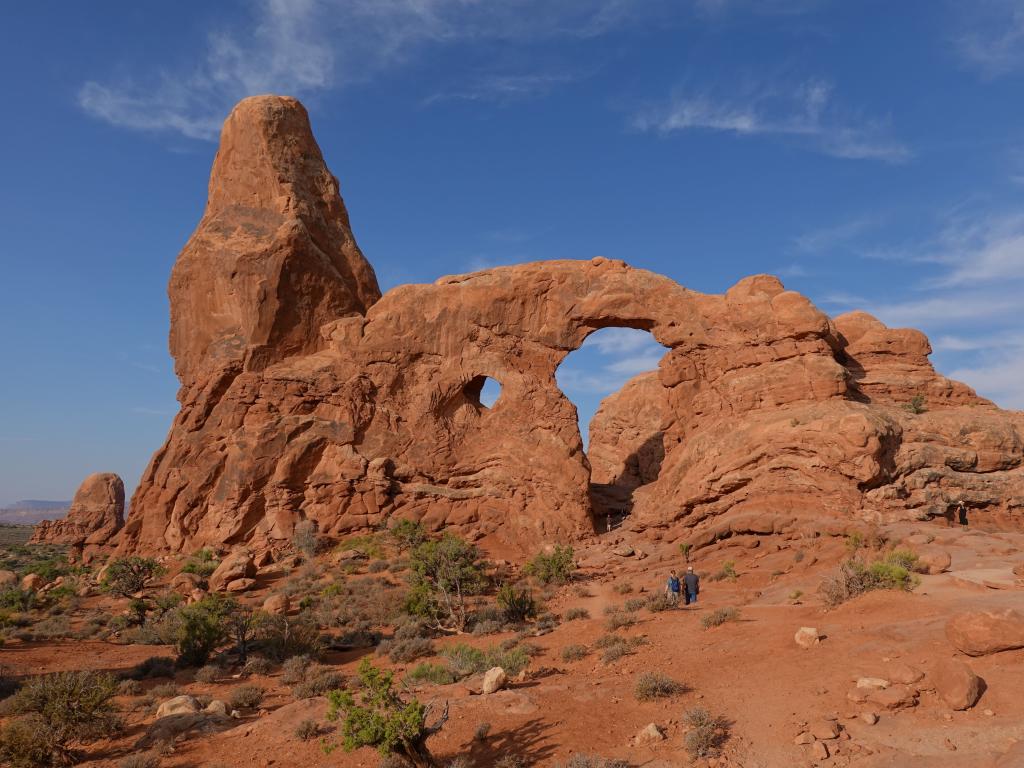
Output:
(119, 95), (1024, 558)
(31, 473), (124, 551)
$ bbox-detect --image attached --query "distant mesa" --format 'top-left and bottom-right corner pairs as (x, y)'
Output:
(0, 500), (70, 526)
(99, 94), (1023, 559)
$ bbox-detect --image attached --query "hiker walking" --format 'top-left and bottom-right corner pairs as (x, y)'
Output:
(957, 500), (969, 527)
(665, 569), (682, 607)
(684, 565), (700, 606)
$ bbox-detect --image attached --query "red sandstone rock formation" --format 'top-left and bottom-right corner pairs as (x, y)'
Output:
(117, 95), (1024, 558)
(31, 473), (124, 549)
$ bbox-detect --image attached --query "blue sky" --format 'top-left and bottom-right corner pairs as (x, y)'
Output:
(2, 1), (1024, 504)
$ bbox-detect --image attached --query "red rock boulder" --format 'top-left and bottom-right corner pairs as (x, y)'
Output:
(946, 609), (1024, 656)
(30, 473), (124, 548)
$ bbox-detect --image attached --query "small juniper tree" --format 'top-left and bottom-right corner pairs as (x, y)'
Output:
(389, 519), (428, 552)
(405, 534), (486, 632)
(102, 557), (164, 598)
(221, 597), (264, 663)
(325, 659), (448, 768)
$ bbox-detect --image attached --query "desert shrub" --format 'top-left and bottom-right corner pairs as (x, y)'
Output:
(634, 672), (685, 700)
(0, 715), (58, 768)
(325, 659), (449, 763)
(497, 584), (536, 623)
(341, 533), (386, 560)
(389, 519), (427, 552)
(405, 663), (457, 686)
(229, 684), (265, 710)
(369, 560), (390, 573)
(793, 549), (806, 563)
(379, 636), (435, 664)
(149, 682), (179, 698)
(119, 752), (161, 768)
(117, 679), (142, 696)
(473, 722), (491, 741)
(194, 665), (222, 683)
(493, 757), (528, 768)
(561, 644), (588, 662)
(281, 655), (312, 685)
(557, 756), (628, 768)
(0, 588), (37, 612)
(788, 589), (804, 601)
(683, 707), (729, 758)
(294, 520), (319, 559)
(885, 549), (920, 572)
(127, 656), (176, 681)
(293, 666), (345, 699)
(170, 597), (228, 667)
(181, 548), (219, 579)
(220, 597), (264, 663)
(612, 582), (633, 595)
(103, 557), (164, 598)
(258, 613), (322, 661)
(316, 577), (405, 628)
(471, 619), (504, 636)
(645, 594), (673, 613)
(535, 613), (559, 633)
(623, 597), (646, 613)
(679, 542), (693, 561)
(405, 534), (486, 632)
(563, 607), (590, 621)
(441, 643), (529, 678)
(595, 634), (645, 664)
(243, 655), (272, 676)
(604, 612), (635, 631)
(701, 607), (740, 630)
(710, 560), (737, 582)
(294, 718), (320, 741)
(819, 557), (918, 607)
(2, 670), (122, 765)
(904, 394), (927, 414)
(524, 545), (575, 585)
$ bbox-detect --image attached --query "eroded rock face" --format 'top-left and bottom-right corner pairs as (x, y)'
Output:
(117, 95), (1024, 557)
(31, 473), (124, 549)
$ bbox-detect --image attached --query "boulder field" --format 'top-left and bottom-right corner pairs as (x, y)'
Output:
(57, 93), (1018, 559)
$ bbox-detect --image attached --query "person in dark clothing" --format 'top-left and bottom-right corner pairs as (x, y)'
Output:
(665, 569), (681, 606)
(957, 500), (968, 527)
(683, 566), (700, 606)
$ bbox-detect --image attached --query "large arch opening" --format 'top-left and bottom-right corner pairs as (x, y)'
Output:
(556, 326), (671, 532)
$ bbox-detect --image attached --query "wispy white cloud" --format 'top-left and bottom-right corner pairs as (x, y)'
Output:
(424, 72), (580, 105)
(633, 79), (910, 163)
(78, 0), (659, 139)
(793, 216), (877, 253)
(955, 0), (1024, 77)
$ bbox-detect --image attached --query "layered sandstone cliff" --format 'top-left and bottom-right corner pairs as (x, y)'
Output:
(31, 473), (124, 551)
(117, 95), (1024, 557)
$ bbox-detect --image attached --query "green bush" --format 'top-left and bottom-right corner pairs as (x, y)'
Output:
(2, 670), (122, 765)
(710, 560), (737, 582)
(405, 534), (486, 632)
(389, 519), (427, 551)
(701, 607), (740, 630)
(819, 557), (919, 606)
(102, 557), (164, 598)
(496, 585), (536, 623)
(405, 663), (457, 686)
(523, 545), (575, 585)
(904, 394), (927, 414)
(171, 597), (227, 667)
(325, 659), (448, 764)
(441, 643), (529, 678)
(634, 672), (685, 700)
(180, 549), (219, 579)
(0, 588), (36, 612)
